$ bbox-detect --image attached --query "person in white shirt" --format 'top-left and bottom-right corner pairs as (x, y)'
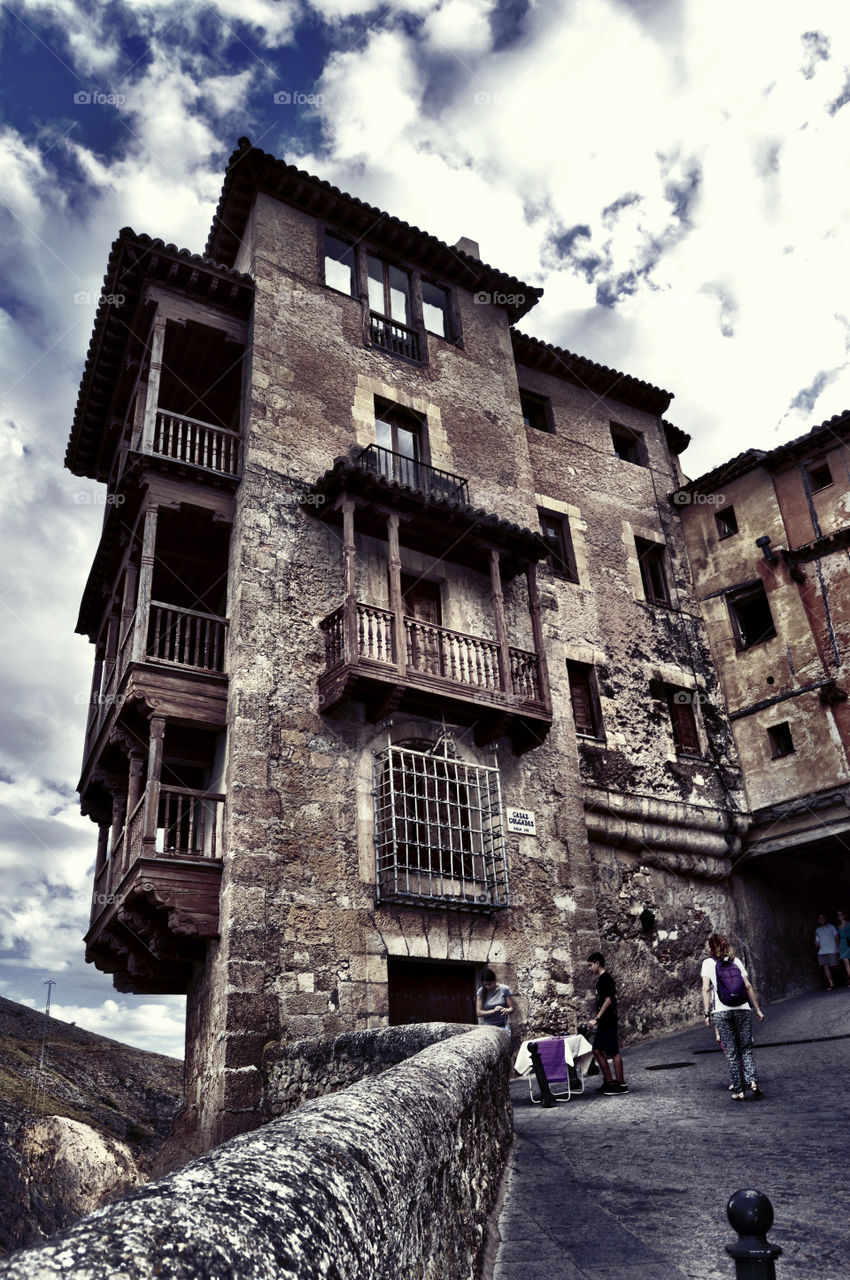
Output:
(814, 913), (840, 990)
(701, 933), (765, 1101)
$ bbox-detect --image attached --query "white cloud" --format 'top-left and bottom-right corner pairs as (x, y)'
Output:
(423, 0), (495, 56)
(21, 997), (186, 1059)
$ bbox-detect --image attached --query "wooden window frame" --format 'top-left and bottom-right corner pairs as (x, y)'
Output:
(539, 509), (579, 583)
(665, 686), (701, 757)
(635, 537), (671, 606)
(567, 660), (604, 740)
(321, 230), (357, 298)
(714, 506), (739, 540)
(727, 582), (776, 651)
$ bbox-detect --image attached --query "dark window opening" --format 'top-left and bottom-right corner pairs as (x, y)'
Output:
(807, 461), (832, 493)
(715, 506), (739, 539)
(567, 661), (604, 739)
(636, 537), (670, 605)
(158, 321), (243, 431)
(323, 233), (356, 296)
(387, 958), (476, 1026)
(728, 583), (776, 651)
(768, 722), (795, 759)
(539, 510), (578, 582)
(520, 391), (552, 433)
(665, 687), (701, 756)
(611, 424), (645, 465)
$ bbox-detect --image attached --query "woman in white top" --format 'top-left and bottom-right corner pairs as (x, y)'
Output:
(701, 933), (765, 1101)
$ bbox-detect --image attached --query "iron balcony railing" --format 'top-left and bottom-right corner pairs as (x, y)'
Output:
(373, 743), (508, 911)
(152, 411), (241, 477)
(369, 312), (421, 362)
(320, 601), (545, 704)
(356, 444), (470, 505)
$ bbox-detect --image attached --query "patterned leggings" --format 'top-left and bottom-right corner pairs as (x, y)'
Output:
(712, 1009), (757, 1092)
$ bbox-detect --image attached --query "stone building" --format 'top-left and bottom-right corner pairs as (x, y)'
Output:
(67, 138), (755, 1152)
(675, 415), (850, 994)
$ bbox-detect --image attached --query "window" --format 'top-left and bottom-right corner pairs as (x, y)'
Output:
(422, 281), (451, 338)
(728, 583), (776, 650)
(715, 506), (738, 539)
(374, 740), (508, 910)
(324, 233), (356, 296)
(768, 722), (795, 759)
(374, 404), (423, 487)
(665, 687), (701, 756)
(520, 391), (552, 433)
(539, 510), (578, 582)
(367, 254), (411, 324)
(807, 460), (832, 493)
(611, 424), (645, 465)
(635, 538), (670, 605)
(567, 661), (604, 739)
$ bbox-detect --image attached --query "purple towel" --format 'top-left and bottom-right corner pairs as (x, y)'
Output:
(536, 1038), (567, 1082)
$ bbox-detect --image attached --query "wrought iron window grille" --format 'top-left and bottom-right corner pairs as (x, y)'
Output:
(373, 739), (508, 913)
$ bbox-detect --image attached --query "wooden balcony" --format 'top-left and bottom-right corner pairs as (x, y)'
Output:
(150, 411), (241, 476)
(85, 601), (227, 753)
(319, 601), (551, 752)
(85, 785), (224, 994)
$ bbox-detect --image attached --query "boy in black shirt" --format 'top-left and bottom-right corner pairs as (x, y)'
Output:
(587, 952), (628, 1095)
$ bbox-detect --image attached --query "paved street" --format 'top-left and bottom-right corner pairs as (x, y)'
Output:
(490, 992), (850, 1280)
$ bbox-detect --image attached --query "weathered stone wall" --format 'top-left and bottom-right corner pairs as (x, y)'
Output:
(0, 1027), (512, 1280)
(262, 1021), (472, 1115)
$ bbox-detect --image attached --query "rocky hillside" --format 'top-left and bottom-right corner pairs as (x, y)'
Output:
(0, 994), (182, 1257)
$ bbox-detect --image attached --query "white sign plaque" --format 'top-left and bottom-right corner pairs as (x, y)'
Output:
(507, 807), (536, 836)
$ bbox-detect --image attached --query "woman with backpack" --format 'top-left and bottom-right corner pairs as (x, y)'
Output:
(701, 933), (765, 1101)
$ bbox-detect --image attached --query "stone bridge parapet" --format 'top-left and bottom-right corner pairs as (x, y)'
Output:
(0, 1024), (512, 1280)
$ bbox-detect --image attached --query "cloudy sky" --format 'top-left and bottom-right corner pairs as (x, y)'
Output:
(2, 0), (850, 1059)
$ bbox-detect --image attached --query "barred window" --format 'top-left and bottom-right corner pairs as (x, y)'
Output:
(374, 741), (508, 911)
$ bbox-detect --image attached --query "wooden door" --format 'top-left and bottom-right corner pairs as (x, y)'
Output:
(401, 574), (443, 675)
(387, 958), (477, 1026)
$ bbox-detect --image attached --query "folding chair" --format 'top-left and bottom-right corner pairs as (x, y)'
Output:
(526, 1037), (583, 1104)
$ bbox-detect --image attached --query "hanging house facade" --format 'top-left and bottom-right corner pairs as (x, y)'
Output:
(66, 139), (786, 1152)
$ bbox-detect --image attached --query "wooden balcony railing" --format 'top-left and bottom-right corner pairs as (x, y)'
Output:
(405, 619), (501, 691)
(152, 411), (241, 476)
(147, 602), (226, 672)
(156, 786), (225, 859)
(356, 444), (470, 505)
(319, 600), (546, 706)
(369, 312), (421, 362)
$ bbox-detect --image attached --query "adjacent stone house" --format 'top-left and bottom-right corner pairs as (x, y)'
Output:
(68, 137), (804, 1153)
(675, 417), (850, 995)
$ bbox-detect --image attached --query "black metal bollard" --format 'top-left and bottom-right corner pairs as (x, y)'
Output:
(528, 1041), (557, 1108)
(725, 1189), (782, 1279)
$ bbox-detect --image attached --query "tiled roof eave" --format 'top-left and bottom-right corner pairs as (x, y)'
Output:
(511, 329), (672, 415)
(205, 139), (542, 323)
(66, 231), (254, 481)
